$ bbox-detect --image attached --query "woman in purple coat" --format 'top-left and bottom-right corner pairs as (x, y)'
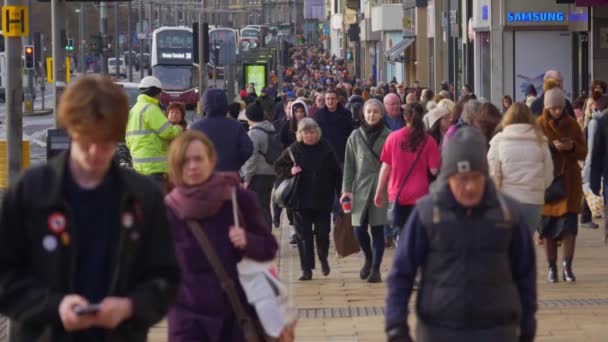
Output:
(164, 130), (278, 341)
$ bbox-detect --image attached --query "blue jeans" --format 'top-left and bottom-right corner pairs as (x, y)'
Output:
(518, 203), (542, 236)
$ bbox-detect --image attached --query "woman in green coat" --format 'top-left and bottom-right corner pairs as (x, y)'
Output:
(341, 99), (391, 283)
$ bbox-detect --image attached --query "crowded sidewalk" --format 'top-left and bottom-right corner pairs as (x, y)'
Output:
(146, 215), (608, 342)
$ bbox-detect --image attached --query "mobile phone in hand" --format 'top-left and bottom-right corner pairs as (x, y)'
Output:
(74, 304), (101, 316)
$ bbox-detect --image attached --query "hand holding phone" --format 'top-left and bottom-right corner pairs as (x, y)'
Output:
(74, 304), (101, 316)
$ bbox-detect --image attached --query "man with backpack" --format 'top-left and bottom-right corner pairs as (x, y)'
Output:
(243, 101), (282, 227)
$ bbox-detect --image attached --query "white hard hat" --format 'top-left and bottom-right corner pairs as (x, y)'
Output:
(139, 76), (162, 89)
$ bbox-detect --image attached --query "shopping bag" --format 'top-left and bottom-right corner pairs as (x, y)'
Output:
(584, 189), (604, 219)
(232, 188), (297, 339)
(333, 213), (360, 258)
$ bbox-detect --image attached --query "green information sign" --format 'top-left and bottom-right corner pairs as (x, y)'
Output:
(244, 64), (267, 91)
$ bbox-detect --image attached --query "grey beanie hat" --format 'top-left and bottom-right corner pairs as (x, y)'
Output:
(439, 126), (488, 182)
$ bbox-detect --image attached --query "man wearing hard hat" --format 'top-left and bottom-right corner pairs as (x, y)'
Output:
(126, 76), (183, 187)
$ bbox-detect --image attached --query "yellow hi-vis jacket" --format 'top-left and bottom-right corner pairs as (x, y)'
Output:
(126, 94), (183, 175)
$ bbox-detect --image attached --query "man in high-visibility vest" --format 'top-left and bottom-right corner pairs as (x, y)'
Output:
(126, 76), (183, 187)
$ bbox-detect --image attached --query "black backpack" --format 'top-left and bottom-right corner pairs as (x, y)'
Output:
(250, 126), (283, 164)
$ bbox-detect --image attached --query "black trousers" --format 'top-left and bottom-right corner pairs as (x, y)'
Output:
(249, 174), (275, 228)
(580, 196), (592, 223)
(293, 209), (331, 272)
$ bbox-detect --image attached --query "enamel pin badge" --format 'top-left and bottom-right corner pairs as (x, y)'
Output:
(47, 212), (67, 235)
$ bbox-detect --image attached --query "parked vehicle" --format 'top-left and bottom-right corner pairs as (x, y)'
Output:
(108, 57), (127, 78)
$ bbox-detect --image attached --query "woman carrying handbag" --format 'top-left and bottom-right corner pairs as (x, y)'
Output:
(374, 103), (441, 240)
(164, 131), (282, 341)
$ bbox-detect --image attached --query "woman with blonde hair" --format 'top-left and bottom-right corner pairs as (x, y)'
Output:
(537, 84), (587, 283)
(165, 130), (279, 341)
(488, 102), (554, 236)
(341, 99), (391, 282)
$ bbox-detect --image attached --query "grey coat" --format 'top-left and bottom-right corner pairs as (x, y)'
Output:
(241, 121), (276, 183)
(342, 127), (391, 227)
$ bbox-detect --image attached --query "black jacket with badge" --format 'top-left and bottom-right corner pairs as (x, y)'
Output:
(0, 152), (180, 342)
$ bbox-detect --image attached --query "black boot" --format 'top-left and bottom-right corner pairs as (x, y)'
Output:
(367, 268), (382, 283)
(360, 261), (372, 280)
(321, 259), (330, 276)
(299, 270), (312, 281)
(548, 262), (558, 283)
(563, 258), (576, 282)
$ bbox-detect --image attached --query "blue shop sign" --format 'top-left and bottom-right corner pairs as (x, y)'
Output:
(506, 11), (566, 23)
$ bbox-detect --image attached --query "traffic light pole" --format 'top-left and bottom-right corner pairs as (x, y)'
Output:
(114, 3), (120, 79)
(51, 0), (67, 125)
(26, 0), (34, 102)
(4, 0), (24, 185)
(100, 2), (108, 74)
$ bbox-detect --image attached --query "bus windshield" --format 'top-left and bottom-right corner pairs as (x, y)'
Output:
(152, 65), (194, 91)
(156, 30), (193, 49)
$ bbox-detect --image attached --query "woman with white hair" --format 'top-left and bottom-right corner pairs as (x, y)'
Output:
(341, 99), (392, 282)
(274, 118), (342, 281)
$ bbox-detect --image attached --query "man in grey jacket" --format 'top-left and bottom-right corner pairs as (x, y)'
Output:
(242, 101), (277, 227)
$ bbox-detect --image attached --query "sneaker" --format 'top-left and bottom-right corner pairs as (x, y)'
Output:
(580, 221), (599, 229)
(273, 216), (281, 228)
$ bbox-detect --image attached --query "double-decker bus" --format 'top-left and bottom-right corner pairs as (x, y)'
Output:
(208, 27), (239, 79)
(151, 26), (198, 108)
(239, 26), (260, 50)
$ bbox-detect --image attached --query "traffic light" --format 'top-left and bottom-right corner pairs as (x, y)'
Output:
(24, 45), (35, 70)
(66, 38), (74, 52)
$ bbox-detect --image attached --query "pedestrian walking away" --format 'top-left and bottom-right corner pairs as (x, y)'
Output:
(242, 101), (279, 227)
(488, 103), (554, 236)
(191, 89), (254, 173)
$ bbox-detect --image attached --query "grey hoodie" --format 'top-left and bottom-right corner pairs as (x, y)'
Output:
(241, 121), (276, 183)
(583, 108), (608, 183)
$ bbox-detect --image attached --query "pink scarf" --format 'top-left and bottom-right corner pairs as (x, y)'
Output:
(164, 172), (240, 220)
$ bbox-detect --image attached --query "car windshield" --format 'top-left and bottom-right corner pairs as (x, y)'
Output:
(109, 59), (123, 66)
(152, 65), (194, 91)
(241, 29), (258, 38)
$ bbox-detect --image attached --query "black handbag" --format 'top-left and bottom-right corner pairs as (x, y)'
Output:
(387, 138), (427, 227)
(273, 148), (300, 209)
(545, 161), (566, 204)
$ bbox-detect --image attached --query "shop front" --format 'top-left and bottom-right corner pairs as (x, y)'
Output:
(471, 0), (585, 104)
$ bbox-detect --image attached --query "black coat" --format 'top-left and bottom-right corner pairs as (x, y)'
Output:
(590, 114), (608, 194)
(274, 140), (342, 210)
(312, 105), (354, 165)
(0, 153), (180, 342)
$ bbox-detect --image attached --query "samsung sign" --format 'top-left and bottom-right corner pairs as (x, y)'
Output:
(506, 11), (566, 23)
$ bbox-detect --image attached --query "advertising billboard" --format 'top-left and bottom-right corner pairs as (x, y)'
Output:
(244, 64), (267, 91)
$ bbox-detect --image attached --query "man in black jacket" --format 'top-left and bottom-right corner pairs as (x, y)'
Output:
(313, 90), (354, 166)
(0, 75), (180, 342)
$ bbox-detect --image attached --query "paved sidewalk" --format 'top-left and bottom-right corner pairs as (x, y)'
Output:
(148, 217), (608, 341)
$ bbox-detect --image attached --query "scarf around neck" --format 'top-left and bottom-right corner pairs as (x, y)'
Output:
(164, 172), (240, 221)
(361, 120), (385, 147)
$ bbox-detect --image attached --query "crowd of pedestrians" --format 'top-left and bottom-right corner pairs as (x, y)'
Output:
(1, 42), (607, 342)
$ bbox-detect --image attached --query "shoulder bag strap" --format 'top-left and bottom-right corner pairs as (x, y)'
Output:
(394, 138), (428, 202)
(287, 147), (297, 166)
(356, 129), (380, 161)
(186, 220), (257, 331)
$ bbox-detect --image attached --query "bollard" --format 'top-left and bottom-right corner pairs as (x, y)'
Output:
(24, 93), (33, 112)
